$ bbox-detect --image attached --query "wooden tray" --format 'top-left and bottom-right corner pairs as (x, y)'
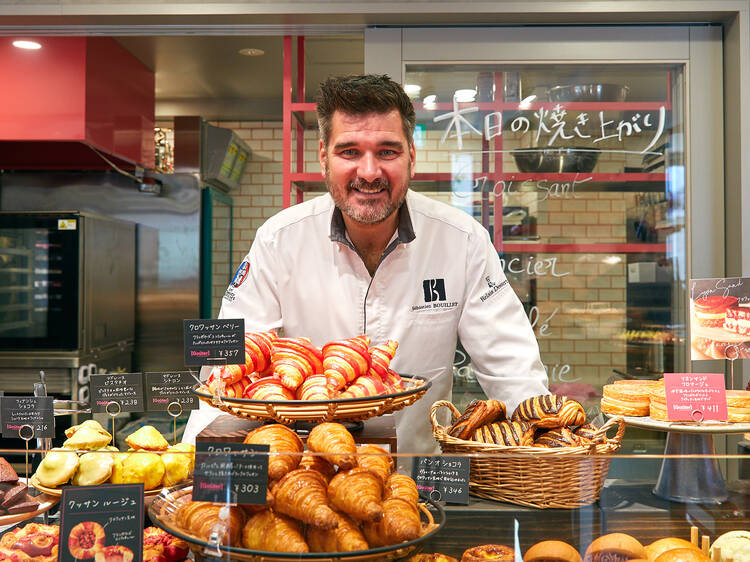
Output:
(193, 375), (431, 424)
(0, 478), (59, 527)
(29, 474), (165, 497)
(149, 483), (445, 562)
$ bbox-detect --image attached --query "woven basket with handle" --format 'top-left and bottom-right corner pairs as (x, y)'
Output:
(430, 400), (625, 509)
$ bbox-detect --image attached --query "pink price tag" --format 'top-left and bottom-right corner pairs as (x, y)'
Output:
(663, 373), (728, 421)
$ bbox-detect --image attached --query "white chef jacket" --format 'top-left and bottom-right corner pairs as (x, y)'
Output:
(183, 190), (548, 453)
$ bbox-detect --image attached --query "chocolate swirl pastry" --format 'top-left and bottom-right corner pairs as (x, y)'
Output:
(471, 420), (534, 446)
(448, 399), (506, 440)
(511, 395), (586, 429)
(573, 423), (606, 444)
(534, 427), (586, 448)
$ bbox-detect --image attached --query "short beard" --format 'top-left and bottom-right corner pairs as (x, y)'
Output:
(326, 172), (406, 225)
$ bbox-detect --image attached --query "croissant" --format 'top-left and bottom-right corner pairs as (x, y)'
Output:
(384, 473), (419, 505)
(245, 331), (277, 376)
(296, 374), (330, 401)
(176, 501), (246, 547)
(215, 363), (248, 385)
(328, 468), (383, 523)
(471, 420), (535, 446)
(244, 378), (295, 401)
(448, 399), (507, 440)
(272, 337), (324, 391)
(383, 369), (404, 392)
(272, 468), (338, 529)
(356, 444), (394, 484)
(511, 395), (586, 429)
(306, 423), (357, 470)
(306, 510), (369, 553)
(368, 340), (399, 381)
(362, 498), (421, 547)
(299, 454), (336, 482)
(323, 335), (371, 391)
(243, 424), (303, 480)
(242, 509), (309, 553)
(339, 374), (386, 399)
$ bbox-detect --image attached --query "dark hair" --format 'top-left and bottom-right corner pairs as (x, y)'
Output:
(316, 74), (416, 148)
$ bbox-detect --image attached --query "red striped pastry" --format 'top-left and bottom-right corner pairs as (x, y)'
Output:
(339, 374), (386, 399)
(215, 363), (248, 385)
(296, 374), (330, 401)
(245, 331), (277, 375)
(272, 337), (323, 391)
(382, 369), (404, 393)
(244, 377), (295, 401)
(368, 340), (398, 382)
(323, 335), (372, 391)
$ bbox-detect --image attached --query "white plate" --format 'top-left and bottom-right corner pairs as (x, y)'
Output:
(613, 414), (750, 434)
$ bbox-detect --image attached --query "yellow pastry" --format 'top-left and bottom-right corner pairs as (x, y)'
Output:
(161, 443), (195, 487)
(35, 448), (80, 487)
(125, 425), (169, 451)
(110, 452), (131, 484)
(63, 426), (112, 450)
(120, 452), (165, 490)
(64, 419), (112, 440)
(72, 451), (115, 486)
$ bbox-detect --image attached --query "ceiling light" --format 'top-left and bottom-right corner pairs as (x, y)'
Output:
(238, 47), (264, 57)
(423, 94), (438, 109)
(12, 40), (41, 50)
(454, 89), (477, 103)
(403, 84), (422, 97)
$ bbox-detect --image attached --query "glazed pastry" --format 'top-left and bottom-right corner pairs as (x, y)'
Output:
(272, 468), (338, 529)
(63, 426), (112, 451)
(471, 420), (535, 446)
(243, 424), (304, 480)
(125, 425), (169, 451)
(71, 451), (115, 486)
(534, 427), (585, 448)
(68, 521), (106, 559)
(356, 444), (394, 484)
(362, 498), (421, 546)
(245, 331), (277, 376)
(307, 422), (357, 470)
(272, 337), (324, 391)
(161, 443), (195, 487)
(323, 335), (372, 391)
(296, 374), (331, 401)
(0, 522), (59, 562)
(244, 378), (295, 401)
(573, 423), (606, 444)
(511, 395), (586, 428)
(448, 399), (507, 440)
(64, 419), (112, 441)
(298, 454), (336, 482)
(109, 453), (130, 485)
(242, 509), (309, 553)
(384, 473), (419, 505)
(328, 468), (384, 522)
(119, 452), (165, 490)
(339, 375), (387, 398)
(176, 501), (246, 547)
(35, 448), (80, 487)
(306, 510), (369, 552)
(94, 545), (134, 561)
(367, 340), (399, 381)
(461, 544), (515, 561)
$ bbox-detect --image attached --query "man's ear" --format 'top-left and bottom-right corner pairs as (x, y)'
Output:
(319, 139), (327, 175)
(409, 142), (416, 179)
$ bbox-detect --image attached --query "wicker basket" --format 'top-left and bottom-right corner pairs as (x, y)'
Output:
(193, 375), (431, 424)
(430, 400), (625, 509)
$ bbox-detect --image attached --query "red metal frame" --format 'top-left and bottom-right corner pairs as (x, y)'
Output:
(282, 35), (292, 209)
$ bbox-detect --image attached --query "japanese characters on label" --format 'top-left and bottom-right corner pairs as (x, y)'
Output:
(183, 318), (245, 366)
(412, 456), (470, 505)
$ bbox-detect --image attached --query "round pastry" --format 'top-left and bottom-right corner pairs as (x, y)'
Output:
(64, 419), (112, 440)
(68, 521), (106, 560)
(645, 538), (703, 560)
(583, 533), (646, 561)
(0, 522), (59, 562)
(726, 390), (750, 422)
(524, 540), (582, 561)
(119, 452), (165, 490)
(72, 452), (115, 486)
(461, 544), (515, 561)
(124, 425), (169, 451)
(654, 548), (710, 561)
(601, 383), (654, 417)
(161, 443), (195, 487)
(411, 555), (460, 562)
(94, 545), (134, 561)
(63, 426), (112, 451)
(35, 448), (80, 487)
(709, 530), (750, 561)
(511, 395), (586, 428)
(692, 295), (738, 327)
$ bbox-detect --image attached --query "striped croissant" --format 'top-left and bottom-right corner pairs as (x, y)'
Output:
(368, 340), (398, 382)
(323, 336), (371, 391)
(511, 395), (586, 429)
(272, 337), (323, 391)
(471, 420), (535, 446)
(245, 331), (277, 376)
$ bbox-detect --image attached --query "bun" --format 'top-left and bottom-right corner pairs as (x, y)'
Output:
(583, 533), (646, 561)
(645, 538), (702, 560)
(448, 399), (506, 439)
(512, 395), (585, 428)
(524, 540), (581, 562)
(654, 548), (710, 561)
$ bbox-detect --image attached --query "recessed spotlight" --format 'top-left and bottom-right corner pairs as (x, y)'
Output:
(403, 84), (422, 97)
(12, 40), (41, 50)
(423, 94), (438, 109)
(238, 47), (265, 57)
(454, 89), (477, 103)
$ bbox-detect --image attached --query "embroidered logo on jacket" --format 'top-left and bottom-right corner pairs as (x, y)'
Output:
(480, 275), (508, 302)
(231, 260), (250, 288)
(423, 279), (446, 302)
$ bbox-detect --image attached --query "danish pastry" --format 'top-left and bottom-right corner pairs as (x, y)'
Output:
(448, 399), (507, 440)
(471, 420), (535, 446)
(461, 544), (515, 561)
(512, 395), (585, 428)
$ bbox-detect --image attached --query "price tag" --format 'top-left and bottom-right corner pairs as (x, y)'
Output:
(60, 483), (144, 562)
(193, 441), (269, 505)
(411, 456), (470, 505)
(144, 371), (199, 412)
(90, 373), (145, 413)
(1, 396), (54, 438)
(664, 372), (728, 421)
(184, 318), (245, 366)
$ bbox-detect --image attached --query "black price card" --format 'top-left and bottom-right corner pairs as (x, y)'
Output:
(90, 373), (145, 413)
(60, 483), (143, 562)
(193, 441), (269, 505)
(184, 318), (245, 366)
(144, 371), (199, 412)
(412, 456), (470, 504)
(1, 396), (54, 438)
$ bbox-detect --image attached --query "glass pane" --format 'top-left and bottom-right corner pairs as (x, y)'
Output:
(405, 63), (686, 458)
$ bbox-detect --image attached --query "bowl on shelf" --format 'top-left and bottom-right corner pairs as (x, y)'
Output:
(547, 83), (630, 102)
(512, 147), (600, 173)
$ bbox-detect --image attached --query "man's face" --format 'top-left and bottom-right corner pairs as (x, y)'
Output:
(319, 109), (415, 225)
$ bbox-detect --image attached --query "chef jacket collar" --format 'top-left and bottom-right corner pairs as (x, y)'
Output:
(329, 199), (416, 252)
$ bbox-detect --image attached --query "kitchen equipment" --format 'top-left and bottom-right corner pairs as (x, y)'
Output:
(546, 83), (630, 102)
(512, 148), (600, 173)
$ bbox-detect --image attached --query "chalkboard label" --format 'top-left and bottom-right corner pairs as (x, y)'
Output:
(412, 456), (470, 504)
(144, 371), (199, 412)
(193, 441), (269, 505)
(60, 483), (144, 562)
(184, 318), (245, 366)
(90, 373), (145, 413)
(1, 396), (54, 438)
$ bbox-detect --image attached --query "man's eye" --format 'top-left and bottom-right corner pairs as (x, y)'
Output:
(380, 150), (397, 157)
(340, 149), (359, 157)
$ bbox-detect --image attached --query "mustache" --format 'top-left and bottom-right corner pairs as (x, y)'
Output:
(349, 177), (390, 190)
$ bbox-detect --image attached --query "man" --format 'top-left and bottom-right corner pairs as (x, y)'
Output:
(184, 74), (548, 453)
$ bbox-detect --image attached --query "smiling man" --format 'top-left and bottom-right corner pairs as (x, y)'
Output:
(183, 75), (548, 454)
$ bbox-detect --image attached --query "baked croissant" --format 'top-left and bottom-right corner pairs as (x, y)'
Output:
(298, 454), (336, 482)
(534, 427), (586, 448)
(215, 363), (248, 385)
(306, 510), (369, 553)
(296, 374), (330, 401)
(306, 423), (357, 470)
(362, 498), (421, 547)
(323, 336), (371, 391)
(383, 369), (404, 392)
(339, 375), (386, 399)
(243, 424), (303, 480)
(242, 509), (309, 553)
(511, 395), (586, 429)
(272, 468), (338, 529)
(243, 378), (295, 401)
(356, 444), (394, 484)
(272, 337), (323, 391)
(384, 473), (419, 505)
(328, 468), (383, 523)
(245, 331), (277, 376)
(448, 399), (506, 440)
(471, 420), (535, 446)
(176, 502), (246, 547)
(368, 340), (399, 381)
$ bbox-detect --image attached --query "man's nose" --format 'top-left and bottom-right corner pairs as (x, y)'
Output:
(357, 152), (381, 182)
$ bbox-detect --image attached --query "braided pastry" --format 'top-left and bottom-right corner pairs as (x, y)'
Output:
(533, 427), (586, 448)
(272, 337), (323, 391)
(470, 420), (534, 446)
(448, 399), (507, 439)
(323, 336), (371, 391)
(511, 395), (585, 428)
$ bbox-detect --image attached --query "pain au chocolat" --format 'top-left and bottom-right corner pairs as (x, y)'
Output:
(511, 395), (585, 429)
(471, 420), (535, 446)
(448, 399), (507, 440)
